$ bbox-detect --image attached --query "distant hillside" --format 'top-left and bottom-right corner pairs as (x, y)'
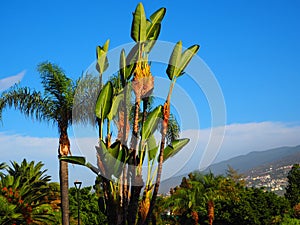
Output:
(244, 150), (300, 176)
(205, 145), (300, 175)
(159, 145), (300, 194)
(242, 149), (300, 195)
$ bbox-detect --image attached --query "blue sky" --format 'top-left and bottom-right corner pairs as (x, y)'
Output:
(1, 0), (300, 185)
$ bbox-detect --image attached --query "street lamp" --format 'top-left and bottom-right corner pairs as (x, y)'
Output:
(74, 180), (82, 225)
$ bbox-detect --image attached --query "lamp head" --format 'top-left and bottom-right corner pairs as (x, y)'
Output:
(74, 180), (82, 190)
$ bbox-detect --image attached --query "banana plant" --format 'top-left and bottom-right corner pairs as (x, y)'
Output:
(145, 41), (199, 224)
(61, 3), (199, 225)
(95, 81), (113, 140)
(96, 39), (110, 87)
(166, 40), (200, 80)
(96, 39), (109, 74)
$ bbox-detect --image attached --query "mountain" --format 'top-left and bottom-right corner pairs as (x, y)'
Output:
(159, 145), (300, 194)
(205, 145), (300, 174)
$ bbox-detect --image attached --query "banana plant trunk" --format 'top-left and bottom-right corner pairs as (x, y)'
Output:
(106, 200), (121, 225)
(101, 178), (123, 225)
(58, 129), (70, 225)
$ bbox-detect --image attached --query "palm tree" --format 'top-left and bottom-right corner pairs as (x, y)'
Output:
(0, 159), (56, 224)
(0, 62), (78, 225)
(192, 172), (225, 225)
(164, 176), (204, 225)
(6, 159), (51, 203)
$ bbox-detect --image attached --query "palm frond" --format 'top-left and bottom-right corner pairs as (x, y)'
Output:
(166, 113), (180, 144)
(37, 62), (76, 130)
(38, 62), (74, 104)
(73, 73), (101, 126)
(0, 85), (51, 122)
(0, 162), (7, 179)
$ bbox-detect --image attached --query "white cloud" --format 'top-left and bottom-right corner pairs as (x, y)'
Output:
(1, 121), (300, 186)
(217, 122), (300, 161)
(0, 71), (25, 92)
(0, 132), (96, 186)
(0, 132), (57, 159)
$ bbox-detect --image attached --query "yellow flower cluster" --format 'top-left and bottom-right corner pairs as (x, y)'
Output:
(132, 62), (154, 100)
(134, 63), (151, 78)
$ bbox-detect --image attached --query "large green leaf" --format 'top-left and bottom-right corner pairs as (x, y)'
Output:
(141, 105), (162, 140)
(96, 141), (122, 177)
(177, 44), (200, 77)
(108, 142), (122, 177)
(166, 41), (182, 80)
(95, 81), (113, 120)
(107, 92), (124, 121)
(60, 156), (86, 165)
(123, 43), (139, 81)
(131, 2), (147, 42)
(146, 7), (166, 40)
(96, 39), (110, 74)
(103, 39), (110, 52)
(126, 43), (139, 65)
(166, 42), (200, 80)
(163, 138), (190, 162)
(108, 141), (121, 159)
(149, 7), (166, 27)
(147, 134), (159, 161)
(147, 23), (161, 41)
(146, 20), (151, 35)
(60, 156), (100, 175)
(145, 24), (161, 53)
(144, 7), (165, 53)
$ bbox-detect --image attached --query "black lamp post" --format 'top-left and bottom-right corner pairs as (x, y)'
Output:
(74, 180), (82, 225)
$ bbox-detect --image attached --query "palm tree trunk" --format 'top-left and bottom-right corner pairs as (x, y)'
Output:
(59, 159), (69, 225)
(58, 129), (70, 225)
(208, 200), (214, 225)
(191, 211), (199, 225)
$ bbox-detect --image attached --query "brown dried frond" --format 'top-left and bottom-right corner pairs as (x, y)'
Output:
(59, 133), (70, 156)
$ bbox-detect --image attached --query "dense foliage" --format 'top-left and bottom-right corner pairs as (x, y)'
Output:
(1, 159), (300, 225)
(0, 160), (58, 224)
(215, 187), (289, 225)
(69, 186), (107, 225)
(160, 169), (299, 225)
(285, 164), (300, 207)
(285, 164), (300, 219)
